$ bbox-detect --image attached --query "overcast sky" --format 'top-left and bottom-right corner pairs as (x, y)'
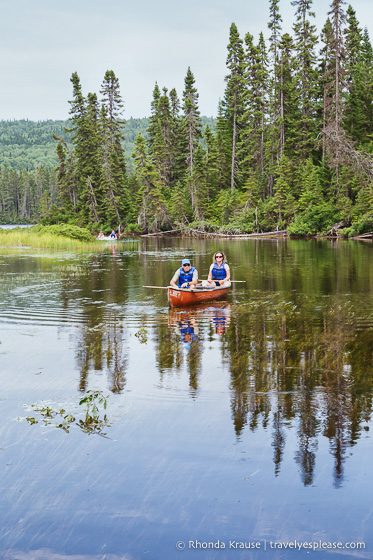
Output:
(0, 0), (372, 121)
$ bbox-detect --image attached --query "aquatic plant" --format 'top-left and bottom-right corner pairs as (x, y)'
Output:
(135, 327), (148, 344)
(23, 390), (111, 436)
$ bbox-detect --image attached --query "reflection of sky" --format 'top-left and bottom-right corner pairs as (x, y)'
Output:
(2, 357), (373, 559)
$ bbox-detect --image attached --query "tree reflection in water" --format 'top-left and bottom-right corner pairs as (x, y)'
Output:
(153, 293), (373, 487)
(75, 316), (127, 394)
(57, 249), (372, 488)
(167, 308), (202, 394)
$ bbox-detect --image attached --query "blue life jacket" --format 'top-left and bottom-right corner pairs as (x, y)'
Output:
(178, 266), (196, 287)
(211, 262), (227, 281)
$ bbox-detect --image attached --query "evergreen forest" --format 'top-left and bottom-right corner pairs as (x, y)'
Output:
(1, 0), (373, 236)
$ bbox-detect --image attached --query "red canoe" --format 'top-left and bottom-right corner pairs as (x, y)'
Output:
(168, 283), (231, 308)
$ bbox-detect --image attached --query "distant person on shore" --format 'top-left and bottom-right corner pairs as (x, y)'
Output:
(203, 251), (230, 287)
(170, 259), (198, 289)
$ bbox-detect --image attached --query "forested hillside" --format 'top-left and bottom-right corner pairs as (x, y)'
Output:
(1, 0), (373, 235)
(0, 120), (70, 170)
(0, 115), (214, 224)
(0, 118), (151, 171)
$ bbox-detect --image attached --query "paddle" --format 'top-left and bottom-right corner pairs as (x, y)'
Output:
(197, 280), (246, 283)
(143, 285), (198, 290)
(144, 281), (245, 289)
(143, 285), (169, 289)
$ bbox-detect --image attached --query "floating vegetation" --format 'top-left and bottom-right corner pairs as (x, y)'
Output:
(135, 327), (148, 344)
(22, 390), (112, 437)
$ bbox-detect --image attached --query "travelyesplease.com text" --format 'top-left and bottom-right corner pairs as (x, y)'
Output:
(176, 539), (366, 552)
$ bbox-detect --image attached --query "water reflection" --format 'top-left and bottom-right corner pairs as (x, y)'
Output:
(210, 303), (231, 334)
(76, 315), (127, 393)
(2, 239), (373, 558)
(150, 290), (373, 486)
(220, 294), (373, 486)
(1, 240), (373, 493)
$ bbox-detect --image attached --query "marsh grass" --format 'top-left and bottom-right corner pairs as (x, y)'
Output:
(0, 229), (98, 250)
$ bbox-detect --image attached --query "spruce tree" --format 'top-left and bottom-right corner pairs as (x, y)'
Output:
(273, 154), (294, 225)
(67, 74), (103, 223)
(147, 83), (162, 152)
(258, 33), (270, 188)
(150, 87), (174, 190)
(267, 0), (283, 194)
(181, 67), (202, 213)
(181, 67), (202, 174)
(203, 124), (222, 207)
(223, 23), (245, 191)
(100, 70), (128, 228)
(132, 133), (171, 232)
(54, 137), (77, 212)
(344, 10), (373, 144)
(278, 33), (298, 159)
(215, 99), (232, 190)
(191, 145), (208, 221)
(297, 158), (323, 211)
(325, 0), (347, 132)
(169, 87), (186, 185)
(291, 0), (319, 161)
(239, 32), (269, 185)
(321, 0), (347, 192)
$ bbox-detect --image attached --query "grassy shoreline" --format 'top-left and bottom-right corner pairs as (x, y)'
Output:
(0, 227), (99, 250)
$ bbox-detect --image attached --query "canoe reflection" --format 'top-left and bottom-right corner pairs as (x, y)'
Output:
(210, 303), (231, 335)
(168, 301), (231, 346)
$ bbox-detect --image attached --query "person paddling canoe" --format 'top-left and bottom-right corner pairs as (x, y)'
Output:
(203, 251), (230, 287)
(170, 258), (198, 289)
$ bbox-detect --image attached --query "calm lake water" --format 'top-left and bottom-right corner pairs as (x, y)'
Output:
(0, 237), (372, 560)
(0, 225), (36, 229)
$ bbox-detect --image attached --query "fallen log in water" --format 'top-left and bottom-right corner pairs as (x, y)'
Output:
(140, 229), (181, 237)
(179, 227), (288, 238)
(139, 227), (288, 238)
(350, 231), (373, 239)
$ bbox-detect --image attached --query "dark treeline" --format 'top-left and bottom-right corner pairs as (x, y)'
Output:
(1, 0), (373, 234)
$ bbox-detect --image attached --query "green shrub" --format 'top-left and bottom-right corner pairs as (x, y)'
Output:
(37, 224), (93, 242)
(218, 222), (246, 234)
(344, 213), (373, 237)
(288, 203), (341, 236)
(124, 223), (142, 234)
(188, 221), (218, 232)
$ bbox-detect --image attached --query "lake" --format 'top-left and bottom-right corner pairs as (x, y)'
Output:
(0, 237), (372, 560)
(0, 224), (37, 229)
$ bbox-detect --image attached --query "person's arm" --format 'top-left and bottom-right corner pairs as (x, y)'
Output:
(208, 264), (213, 281)
(170, 269), (180, 288)
(220, 264), (230, 285)
(191, 268), (198, 287)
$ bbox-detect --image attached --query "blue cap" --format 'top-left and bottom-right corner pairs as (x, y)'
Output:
(182, 258), (191, 265)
